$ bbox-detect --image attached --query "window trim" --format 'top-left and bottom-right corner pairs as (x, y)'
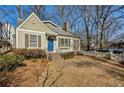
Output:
(58, 38), (71, 48)
(29, 34), (38, 48)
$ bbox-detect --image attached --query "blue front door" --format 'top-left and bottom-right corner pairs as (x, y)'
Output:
(48, 39), (54, 51)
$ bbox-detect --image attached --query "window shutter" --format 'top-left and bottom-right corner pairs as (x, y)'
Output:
(58, 38), (61, 47)
(38, 35), (41, 48)
(25, 34), (29, 48)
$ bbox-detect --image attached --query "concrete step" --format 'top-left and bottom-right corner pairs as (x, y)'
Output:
(51, 53), (63, 62)
(48, 53), (68, 68)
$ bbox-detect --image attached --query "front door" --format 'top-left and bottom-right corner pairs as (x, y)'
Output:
(48, 39), (54, 51)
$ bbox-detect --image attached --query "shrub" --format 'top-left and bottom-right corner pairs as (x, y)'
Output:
(60, 52), (74, 60)
(0, 55), (25, 72)
(0, 72), (13, 86)
(13, 49), (47, 59)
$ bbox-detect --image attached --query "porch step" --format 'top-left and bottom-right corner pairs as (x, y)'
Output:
(52, 53), (63, 61)
(48, 53), (68, 68)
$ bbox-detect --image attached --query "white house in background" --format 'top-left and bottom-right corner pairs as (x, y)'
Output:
(1, 23), (16, 48)
(16, 12), (80, 53)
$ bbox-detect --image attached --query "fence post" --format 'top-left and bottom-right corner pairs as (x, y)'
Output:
(110, 50), (113, 60)
(122, 51), (124, 59)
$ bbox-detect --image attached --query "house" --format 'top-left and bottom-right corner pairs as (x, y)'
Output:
(0, 23), (16, 48)
(16, 12), (80, 53)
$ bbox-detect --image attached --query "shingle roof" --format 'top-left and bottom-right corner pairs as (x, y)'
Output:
(43, 21), (79, 38)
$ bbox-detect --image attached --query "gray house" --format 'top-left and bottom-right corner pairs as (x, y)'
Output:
(16, 12), (80, 53)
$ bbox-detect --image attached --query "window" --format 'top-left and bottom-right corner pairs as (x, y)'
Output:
(30, 35), (37, 47)
(61, 38), (64, 47)
(65, 39), (68, 46)
(65, 39), (70, 47)
(58, 38), (70, 47)
(73, 40), (79, 50)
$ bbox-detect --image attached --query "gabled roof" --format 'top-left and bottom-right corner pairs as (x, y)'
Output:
(16, 12), (57, 36)
(43, 21), (79, 38)
(16, 12), (79, 38)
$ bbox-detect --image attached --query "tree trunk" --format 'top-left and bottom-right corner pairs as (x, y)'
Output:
(84, 19), (90, 51)
(86, 29), (90, 51)
(99, 28), (104, 50)
(96, 5), (99, 49)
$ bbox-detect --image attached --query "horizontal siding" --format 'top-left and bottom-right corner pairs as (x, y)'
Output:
(56, 36), (80, 52)
(17, 30), (47, 49)
(18, 13), (56, 35)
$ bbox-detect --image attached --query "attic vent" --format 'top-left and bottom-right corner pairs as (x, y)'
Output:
(32, 18), (36, 24)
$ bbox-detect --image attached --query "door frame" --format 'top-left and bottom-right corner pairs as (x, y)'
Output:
(48, 38), (54, 51)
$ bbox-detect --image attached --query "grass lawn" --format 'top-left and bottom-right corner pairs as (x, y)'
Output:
(0, 54), (124, 87)
(0, 59), (48, 87)
(50, 55), (124, 87)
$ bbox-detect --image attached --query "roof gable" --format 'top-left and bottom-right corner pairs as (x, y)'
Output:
(17, 12), (56, 35)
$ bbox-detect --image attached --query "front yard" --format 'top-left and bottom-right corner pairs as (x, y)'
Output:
(0, 51), (124, 87)
(50, 56), (124, 86)
(0, 59), (48, 87)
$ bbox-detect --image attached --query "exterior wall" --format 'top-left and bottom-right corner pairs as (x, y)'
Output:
(16, 12), (81, 53)
(56, 35), (80, 53)
(16, 29), (47, 50)
(73, 37), (81, 51)
(17, 13), (56, 35)
(16, 29), (80, 52)
(53, 38), (57, 52)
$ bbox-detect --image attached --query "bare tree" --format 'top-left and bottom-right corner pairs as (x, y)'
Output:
(0, 22), (13, 48)
(54, 6), (82, 33)
(2, 22), (12, 44)
(29, 5), (44, 18)
(79, 6), (96, 50)
(97, 6), (124, 49)
(79, 5), (124, 50)
(16, 5), (21, 18)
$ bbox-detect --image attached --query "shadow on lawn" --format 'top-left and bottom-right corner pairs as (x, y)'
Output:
(70, 61), (99, 68)
(85, 55), (124, 68)
(104, 68), (124, 81)
(71, 57), (124, 82)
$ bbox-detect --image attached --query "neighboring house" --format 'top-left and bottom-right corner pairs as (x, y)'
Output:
(16, 12), (80, 53)
(0, 23), (16, 48)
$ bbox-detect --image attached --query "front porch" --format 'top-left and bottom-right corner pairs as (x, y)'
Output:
(47, 35), (57, 52)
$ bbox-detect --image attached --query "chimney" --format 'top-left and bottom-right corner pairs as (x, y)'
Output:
(63, 21), (68, 32)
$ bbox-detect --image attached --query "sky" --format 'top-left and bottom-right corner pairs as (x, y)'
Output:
(0, 5), (56, 27)
(0, 5), (124, 38)
(0, 5), (83, 34)
(0, 5), (17, 26)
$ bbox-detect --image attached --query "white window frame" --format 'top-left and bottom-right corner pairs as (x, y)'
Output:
(58, 38), (70, 47)
(29, 34), (38, 48)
